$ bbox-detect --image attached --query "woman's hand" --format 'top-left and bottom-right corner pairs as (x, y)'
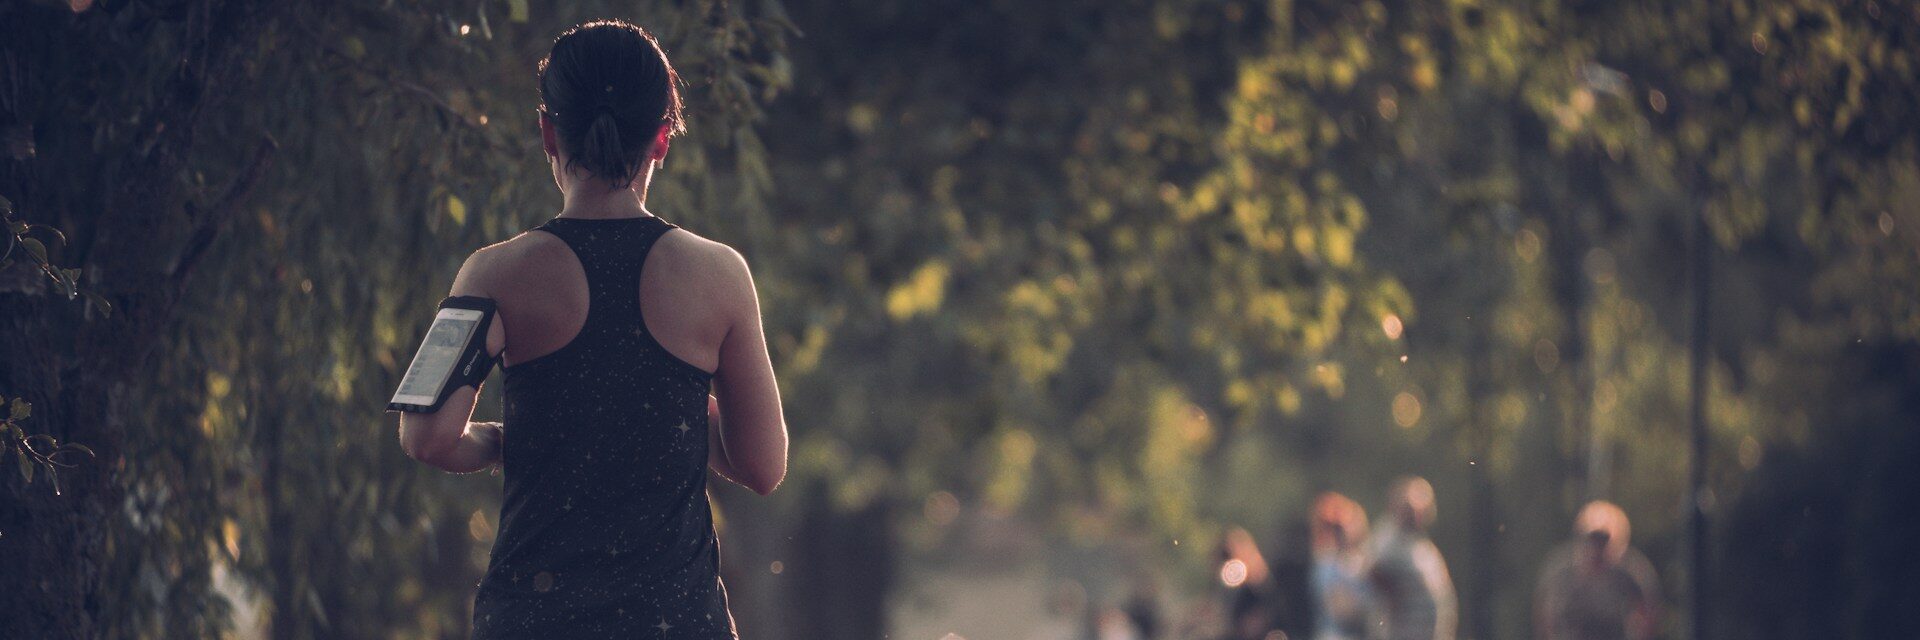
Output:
(706, 395), (742, 483)
(470, 421), (504, 474)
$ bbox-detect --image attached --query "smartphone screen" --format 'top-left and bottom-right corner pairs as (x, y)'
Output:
(391, 308), (484, 407)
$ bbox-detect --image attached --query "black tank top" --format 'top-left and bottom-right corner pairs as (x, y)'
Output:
(472, 215), (735, 639)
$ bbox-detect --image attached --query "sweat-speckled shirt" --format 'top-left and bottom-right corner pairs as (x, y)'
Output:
(472, 215), (735, 639)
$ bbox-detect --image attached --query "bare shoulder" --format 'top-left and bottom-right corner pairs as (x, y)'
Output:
(450, 230), (570, 296)
(653, 226), (756, 292)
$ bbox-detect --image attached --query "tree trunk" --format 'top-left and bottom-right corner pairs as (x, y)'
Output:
(1687, 186), (1713, 640)
(266, 410), (299, 640)
(715, 482), (792, 640)
(1464, 312), (1499, 640)
(1547, 196), (1593, 503)
(783, 491), (897, 640)
(0, 3), (272, 637)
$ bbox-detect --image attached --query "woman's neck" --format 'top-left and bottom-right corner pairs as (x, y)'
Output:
(556, 172), (653, 220)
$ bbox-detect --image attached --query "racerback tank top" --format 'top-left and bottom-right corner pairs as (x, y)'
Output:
(471, 215), (735, 639)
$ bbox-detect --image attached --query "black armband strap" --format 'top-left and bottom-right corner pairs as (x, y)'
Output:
(386, 296), (499, 413)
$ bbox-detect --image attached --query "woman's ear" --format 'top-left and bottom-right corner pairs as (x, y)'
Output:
(539, 114), (560, 159)
(649, 123), (672, 164)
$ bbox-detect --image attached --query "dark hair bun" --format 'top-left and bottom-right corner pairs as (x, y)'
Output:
(538, 20), (685, 186)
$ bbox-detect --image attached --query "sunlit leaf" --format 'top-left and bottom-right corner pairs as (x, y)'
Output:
(19, 237), (45, 263)
(83, 291), (113, 317)
(446, 195), (467, 225)
(34, 224), (67, 247)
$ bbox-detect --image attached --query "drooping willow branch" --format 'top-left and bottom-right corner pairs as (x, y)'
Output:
(1, 396), (96, 496)
(2, 198), (104, 495)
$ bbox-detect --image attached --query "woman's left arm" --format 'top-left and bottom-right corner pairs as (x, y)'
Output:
(398, 250), (510, 474)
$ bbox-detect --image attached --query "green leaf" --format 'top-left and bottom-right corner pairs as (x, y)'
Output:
(20, 237), (45, 263)
(24, 434), (55, 454)
(507, 0), (529, 23)
(17, 448), (33, 484)
(10, 398), (29, 420)
(34, 224), (67, 247)
(476, 4), (493, 39)
(342, 36), (367, 61)
(446, 195), (468, 225)
(83, 291), (113, 317)
(6, 220), (24, 235)
(63, 443), (95, 459)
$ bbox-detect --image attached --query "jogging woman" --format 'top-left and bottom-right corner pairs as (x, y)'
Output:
(396, 20), (788, 638)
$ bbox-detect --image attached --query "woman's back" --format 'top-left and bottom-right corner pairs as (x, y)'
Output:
(395, 20), (786, 638)
(471, 215), (735, 638)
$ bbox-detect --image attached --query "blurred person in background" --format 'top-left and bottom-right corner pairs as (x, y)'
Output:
(1125, 571), (1166, 639)
(1030, 579), (1094, 640)
(1171, 593), (1227, 639)
(1310, 492), (1377, 640)
(1368, 477), (1457, 640)
(1266, 519), (1318, 639)
(1216, 526), (1282, 640)
(1533, 501), (1661, 640)
(1098, 604), (1148, 640)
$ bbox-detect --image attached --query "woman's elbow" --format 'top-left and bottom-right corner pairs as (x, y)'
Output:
(401, 437), (448, 469)
(739, 462), (785, 496)
(723, 421), (786, 495)
(398, 422), (454, 469)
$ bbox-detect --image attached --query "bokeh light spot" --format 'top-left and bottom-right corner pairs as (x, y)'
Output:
(1393, 392), (1423, 428)
(1534, 339), (1561, 373)
(1382, 314), (1404, 340)
(1515, 229), (1543, 263)
(1595, 379), (1620, 414)
(468, 509), (494, 543)
(1220, 559), (1249, 587)
(1739, 436), (1763, 470)
(924, 491), (960, 526)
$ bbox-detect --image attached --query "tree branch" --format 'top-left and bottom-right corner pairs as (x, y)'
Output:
(289, 18), (484, 132)
(172, 135), (276, 287)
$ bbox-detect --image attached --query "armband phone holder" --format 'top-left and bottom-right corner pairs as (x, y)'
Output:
(387, 296), (499, 413)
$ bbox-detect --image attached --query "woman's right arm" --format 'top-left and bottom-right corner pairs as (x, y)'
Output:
(708, 246), (787, 495)
(398, 248), (510, 474)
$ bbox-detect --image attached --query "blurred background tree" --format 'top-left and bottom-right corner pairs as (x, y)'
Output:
(2, 0), (1915, 638)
